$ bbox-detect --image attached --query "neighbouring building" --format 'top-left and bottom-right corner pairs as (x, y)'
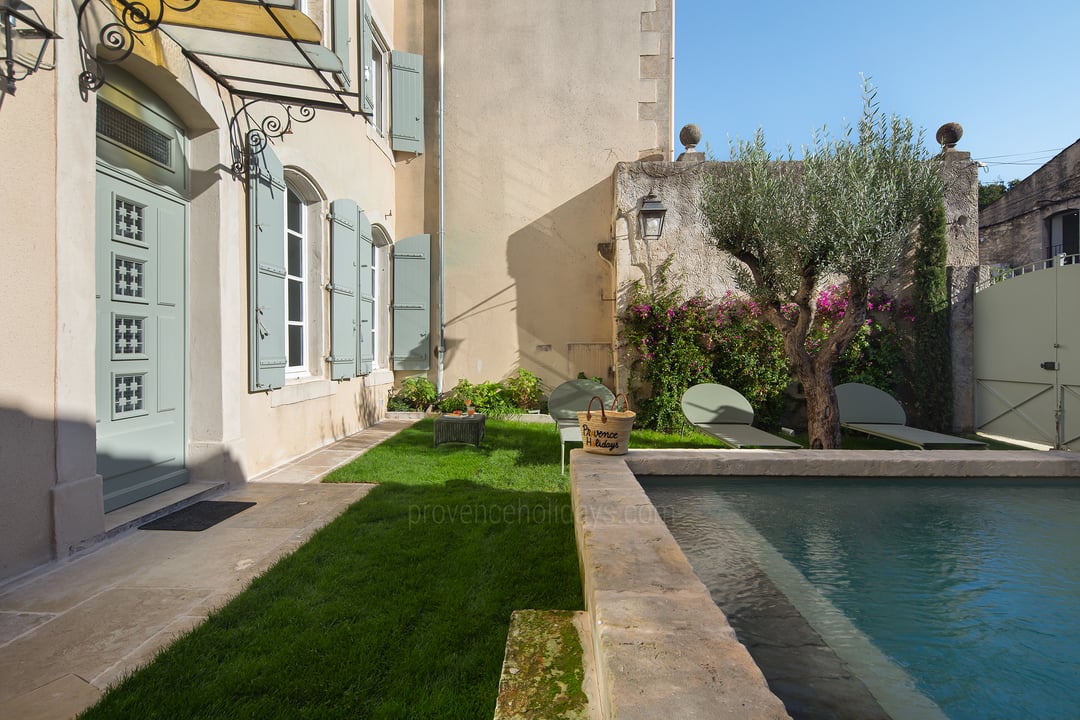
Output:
(0, 0), (673, 582)
(979, 138), (1080, 268)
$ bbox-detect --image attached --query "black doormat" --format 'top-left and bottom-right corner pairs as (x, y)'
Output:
(139, 500), (256, 532)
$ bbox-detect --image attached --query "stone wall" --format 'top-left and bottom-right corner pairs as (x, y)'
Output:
(610, 137), (981, 430)
(978, 139), (1080, 268)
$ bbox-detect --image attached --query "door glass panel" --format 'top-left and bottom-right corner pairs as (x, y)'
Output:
(113, 373), (146, 417)
(113, 316), (145, 355)
(114, 257), (145, 298)
(114, 197), (146, 243)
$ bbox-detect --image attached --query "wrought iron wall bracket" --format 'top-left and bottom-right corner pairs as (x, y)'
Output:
(76, 0), (200, 98)
(230, 99), (317, 179)
(76, 0), (367, 181)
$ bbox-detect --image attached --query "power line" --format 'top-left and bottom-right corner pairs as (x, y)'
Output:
(976, 147), (1064, 160)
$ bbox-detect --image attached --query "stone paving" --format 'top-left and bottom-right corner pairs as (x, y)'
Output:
(0, 417), (415, 720)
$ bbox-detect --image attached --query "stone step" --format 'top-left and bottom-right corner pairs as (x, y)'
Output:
(494, 609), (596, 720)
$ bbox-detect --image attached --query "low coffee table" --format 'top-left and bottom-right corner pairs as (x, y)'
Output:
(434, 413), (486, 447)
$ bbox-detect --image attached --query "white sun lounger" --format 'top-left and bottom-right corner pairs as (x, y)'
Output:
(681, 383), (800, 449)
(836, 382), (986, 449)
(548, 379), (616, 473)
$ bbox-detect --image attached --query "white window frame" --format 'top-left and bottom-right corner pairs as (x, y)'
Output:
(372, 30), (389, 136)
(372, 224), (392, 370)
(281, 170), (326, 383)
(285, 183), (308, 378)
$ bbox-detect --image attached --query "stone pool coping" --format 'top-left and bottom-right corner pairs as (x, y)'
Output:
(569, 447), (1080, 720)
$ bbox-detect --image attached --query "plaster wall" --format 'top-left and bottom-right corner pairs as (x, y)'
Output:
(0, 44), (60, 579)
(0, 0), (413, 581)
(435, 0), (672, 391)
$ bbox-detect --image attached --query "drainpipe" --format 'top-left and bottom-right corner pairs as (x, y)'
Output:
(436, 0), (446, 394)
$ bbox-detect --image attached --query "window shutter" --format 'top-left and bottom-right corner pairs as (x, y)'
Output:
(357, 210), (375, 375)
(329, 199), (358, 380)
(392, 234), (430, 370)
(391, 51), (424, 155)
(247, 133), (287, 392)
(360, 0), (374, 114)
(331, 0), (351, 89)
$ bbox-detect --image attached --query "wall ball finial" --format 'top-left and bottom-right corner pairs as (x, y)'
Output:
(935, 122), (963, 150)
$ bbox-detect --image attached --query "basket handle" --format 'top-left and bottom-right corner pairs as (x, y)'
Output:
(585, 395), (608, 423)
(610, 393), (630, 412)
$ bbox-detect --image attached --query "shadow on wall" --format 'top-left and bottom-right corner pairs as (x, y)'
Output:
(353, 382), (390, 432)
(441, 283), (517, 373)
(0, 405), (60, 580)
(506, 178), (615, 387)
(0, 403), (255, 583)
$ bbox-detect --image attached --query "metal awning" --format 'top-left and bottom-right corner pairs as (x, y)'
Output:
(78, 0), (364, 115)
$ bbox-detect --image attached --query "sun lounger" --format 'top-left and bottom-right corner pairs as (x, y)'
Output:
(548, 379), (615, 473)
(836, 382), (986, 449)
(680, 383), (800, 449)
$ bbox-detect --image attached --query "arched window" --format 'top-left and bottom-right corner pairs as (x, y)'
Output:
(283, 170), (325, 379)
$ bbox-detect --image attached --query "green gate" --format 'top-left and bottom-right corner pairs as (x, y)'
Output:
(975, 258), (1080, 449)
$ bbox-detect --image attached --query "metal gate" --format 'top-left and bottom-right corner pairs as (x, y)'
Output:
(974, 256), (1080, 449)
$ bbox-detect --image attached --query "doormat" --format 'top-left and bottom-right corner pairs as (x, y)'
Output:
(139, 501), (256, 532)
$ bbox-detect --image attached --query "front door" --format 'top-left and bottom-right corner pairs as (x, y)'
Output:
(95, 166), (188, 511)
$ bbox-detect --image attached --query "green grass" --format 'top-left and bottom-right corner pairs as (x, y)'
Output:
(78, 418), (1016, 719)
(81, 419), (724, 720)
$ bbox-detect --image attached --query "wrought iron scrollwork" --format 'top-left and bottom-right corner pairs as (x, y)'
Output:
(228, 99), (318, 178)
(77, 0), (200, 96)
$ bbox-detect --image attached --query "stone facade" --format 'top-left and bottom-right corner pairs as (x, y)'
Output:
(979, 139), (1080, 267)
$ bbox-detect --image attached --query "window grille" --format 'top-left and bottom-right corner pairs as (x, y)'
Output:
(113, 316), (145, 355)
(97, 101), (172, 166)
(114, 257), (145, 298)
(114, 198), (145, 243)
(113, 374), (145, 415)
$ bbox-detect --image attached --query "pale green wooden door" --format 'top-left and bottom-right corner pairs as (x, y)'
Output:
(96, 166), (188, 511)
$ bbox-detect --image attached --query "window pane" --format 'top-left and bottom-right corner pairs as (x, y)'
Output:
(288, 325), (303, 367)
(288, 278), (303, 322)
(288, 234), (302, 276)
(287, 189), (302, 233)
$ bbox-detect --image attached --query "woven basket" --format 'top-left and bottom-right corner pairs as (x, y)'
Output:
(577, 394), (635, 456)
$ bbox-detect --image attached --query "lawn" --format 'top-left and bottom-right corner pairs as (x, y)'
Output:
(79, 419), (720, 720)
(76, 417), (1011, 719)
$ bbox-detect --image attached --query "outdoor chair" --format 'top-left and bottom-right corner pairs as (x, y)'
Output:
(548, 379), (615, 474)
(680, 383), (800, 449)
(835, 382), (986, 449)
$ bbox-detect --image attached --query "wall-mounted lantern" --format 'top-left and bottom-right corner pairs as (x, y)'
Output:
(0, 0), (59, 98)
(639, 192), (667, 241)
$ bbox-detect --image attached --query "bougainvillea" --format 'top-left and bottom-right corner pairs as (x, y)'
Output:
(620, 276), (913, 434)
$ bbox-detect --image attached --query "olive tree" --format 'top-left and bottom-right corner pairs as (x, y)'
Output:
(700, 86), (941, 448)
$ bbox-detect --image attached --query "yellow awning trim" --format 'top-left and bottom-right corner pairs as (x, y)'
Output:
(159, 0), (322, 43)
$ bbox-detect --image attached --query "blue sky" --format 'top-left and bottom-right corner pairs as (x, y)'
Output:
(673, 1), (1080, 183)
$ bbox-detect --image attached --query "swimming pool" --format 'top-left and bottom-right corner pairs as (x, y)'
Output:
(641, 476), (1080, 720)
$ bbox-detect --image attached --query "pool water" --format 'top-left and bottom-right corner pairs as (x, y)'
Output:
(642, 477), (1080, 720)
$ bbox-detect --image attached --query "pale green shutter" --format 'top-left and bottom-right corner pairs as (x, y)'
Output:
(331, 0), (351, 88)
(329, 199), (358, 380)
(391, 51), (424, 155)
(360, 0), (374, 114)
(392, 234), (430, 370)
(247, 133), (287, 391)
(357, 210), (375, 375)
